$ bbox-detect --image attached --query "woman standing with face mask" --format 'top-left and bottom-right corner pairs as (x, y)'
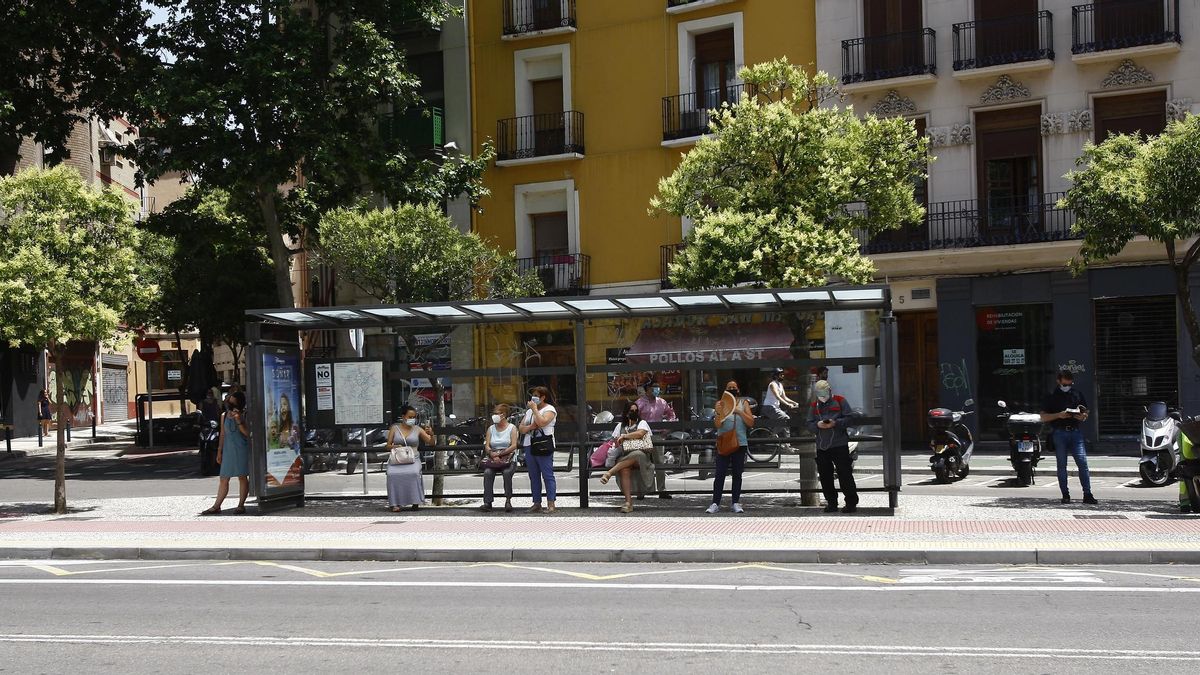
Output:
(201, 391), (250, 515)
(386, 405), (433, 512)
(709, 381), (755, 514)
(519, 386), (557, 513)
(481, 404), (518, 512)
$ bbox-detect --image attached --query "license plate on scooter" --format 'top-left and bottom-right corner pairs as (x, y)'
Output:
(1018, 441), (1034, 453)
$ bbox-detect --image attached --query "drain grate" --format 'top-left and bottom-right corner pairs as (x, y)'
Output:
(1073, 514), (1128, 520)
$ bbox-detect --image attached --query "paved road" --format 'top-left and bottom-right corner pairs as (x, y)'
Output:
(0, 560), (1196, 673)
(0, 448), (1176, 505)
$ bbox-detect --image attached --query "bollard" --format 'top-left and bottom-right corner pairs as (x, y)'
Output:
(37, 423), (43, 448)
(66, 419), (72, 443)
(5, 427), (11, 454)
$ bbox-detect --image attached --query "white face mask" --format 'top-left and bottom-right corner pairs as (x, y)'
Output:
(491, 414), (503, 425)
(530, 396), (541, 406)
(817, 395), (830, 403)
(1059, 385), (1072, 393)
(404, 418), (418, 427)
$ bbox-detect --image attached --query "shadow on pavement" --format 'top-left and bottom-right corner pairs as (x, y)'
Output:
(0, 503), (99, 517)
(968, 496), (1181, 515)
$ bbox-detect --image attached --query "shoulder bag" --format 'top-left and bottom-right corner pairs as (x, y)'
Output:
(621, 424), (654, 453)
(716, 406), (741, 456)
(389, 426), (417, 465)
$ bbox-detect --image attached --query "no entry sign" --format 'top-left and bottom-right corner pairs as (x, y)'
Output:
(135, 337), (161, 361)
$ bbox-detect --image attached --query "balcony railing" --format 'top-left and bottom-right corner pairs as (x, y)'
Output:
(842, 28), (937, 85)
(662, 83), (751, 141)
(503, 0), (576, 37)
(659, 243), (685, 289)
(496, 111), (585, 162)
(858, 192), (1076, 254)
(516, 253), (591, 296)
(953, 11), (1054, 71)
(1072, 0), (1180, 55)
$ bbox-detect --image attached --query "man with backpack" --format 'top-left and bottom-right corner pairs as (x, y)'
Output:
(806, 380), (858, 513)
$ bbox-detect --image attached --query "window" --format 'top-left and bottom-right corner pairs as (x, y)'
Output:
(532, 212), (569, 260)
(975, 304), (1054, 435)
(1094, 90), (1167, 142)
(515, 180), (579, 260)
(975, 106), (1043, 238)
(695, 28), (736, 105)
(514, 44), (570, 118)
(863, 0), (923, 74)
(677, 13), (744, 97)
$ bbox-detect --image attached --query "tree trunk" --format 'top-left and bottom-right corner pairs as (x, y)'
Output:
(432, 378), (447, 505)
(1173, 261), (1200, 368)
(783, 311), (820, 507)
(257, 186), (296, 309)
(52, 345), (68, 514)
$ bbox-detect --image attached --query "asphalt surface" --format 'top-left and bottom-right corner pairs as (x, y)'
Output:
(0, 560), (1197, 673)
(0, 447), (1174, 504)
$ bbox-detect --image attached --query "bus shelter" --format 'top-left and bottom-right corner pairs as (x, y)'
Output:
(243, 285), (902, 511)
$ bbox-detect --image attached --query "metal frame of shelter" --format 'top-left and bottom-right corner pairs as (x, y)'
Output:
(245, 285), (903, 510)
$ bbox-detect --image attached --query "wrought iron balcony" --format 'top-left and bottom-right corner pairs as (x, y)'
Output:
(662, 83), (751, 142)
(496, 111), (584, 162)
(1072, 0), (1180, 55)
(503, 0), (576, 37)
(953, 11), (1054, 71)
(842, 28), (937, 85)
(659, 243), (685, 289)
(516, 253), (591, 296)
(858, 192), (1077, 254)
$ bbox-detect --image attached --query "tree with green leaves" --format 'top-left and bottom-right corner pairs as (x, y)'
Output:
(131, 187), (278, 385)
(0, 0), (150, 175)
(0, 166), (149, 513)
(1064, 114), (1200, 366)
(135, 0), (491, 309)
(320, 203), (542, 500)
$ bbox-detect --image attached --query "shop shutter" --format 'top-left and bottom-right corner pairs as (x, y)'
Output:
(1094, 296), (1177, 435)
(102, 365), (128, 423)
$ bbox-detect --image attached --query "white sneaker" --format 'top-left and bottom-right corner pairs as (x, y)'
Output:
(731, 503), (745, 514)
(705, 503), (720, 514)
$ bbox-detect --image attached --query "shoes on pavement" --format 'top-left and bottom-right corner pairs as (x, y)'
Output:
(1061, 495), (1072, 504)
(731, 503), (745, 514)
(199, 507), (221, 516)
(705, 503), (720, 514)
(1182, 504), (1194, 514)
(410, 504), (420, 511)
(504, 500), (513, 513)
(823, 505), (838, 513)
(480, 503), (493, 512)
(636, 495), (646, 501)
(620, 502), (633, 513)
(1083, 494), (1098, 505)
(546, 503), (557, 514)
(528, 505), (543, 513)
(842, 504), (858, 514)
(233, 506), (246, 515)
(658, 492), (673, 500)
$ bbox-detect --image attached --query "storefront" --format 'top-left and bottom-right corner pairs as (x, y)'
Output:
(936, 265), (1200, 443)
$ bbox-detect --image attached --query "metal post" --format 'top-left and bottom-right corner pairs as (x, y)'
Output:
(361, 430), (369, 496)
(5, 426), (11, 454)
(880, 310), (902, 510)
(574, 320), (589, 508)
(66, 418), (71, 443)
(37, 422), (43, 448)
(147, 365), (154, 448)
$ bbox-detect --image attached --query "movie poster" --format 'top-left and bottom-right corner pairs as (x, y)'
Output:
(262, 352), (303, 488)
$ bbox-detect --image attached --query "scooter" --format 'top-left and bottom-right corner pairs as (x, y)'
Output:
(1177, 418), (1200, 513)
(997, 400), (1044, 486)
(686, 406), (717, 480)
(1139, 401), (1182, 487)
(198, 419), (220, 476)
(344, 427), (388, 475)
(927, 399), (975, 483)
(302, 428), (340, 474)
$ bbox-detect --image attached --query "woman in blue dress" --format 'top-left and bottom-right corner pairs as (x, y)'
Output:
(202, 391), (251, 515)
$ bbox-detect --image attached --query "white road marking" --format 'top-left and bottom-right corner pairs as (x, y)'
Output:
(1121, 479), (1144, 488)
(898, 568), (1103, 584)
(0, 578), (1197, 593)
(971, 478), (1001, 487)
(0, 634), (1196, 660)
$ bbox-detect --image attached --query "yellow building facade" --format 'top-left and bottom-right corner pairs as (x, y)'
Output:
(466, 0), (817, 293)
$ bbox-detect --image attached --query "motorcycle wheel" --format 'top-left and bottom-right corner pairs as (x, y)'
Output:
(1016, 462), (1033, 486)
(1139, 459), (1172, 487)
(933, 465), (950, 484)
(955, 464), (970, 481)
(345, 453), (359, 475)
(301, 454), (314, 475)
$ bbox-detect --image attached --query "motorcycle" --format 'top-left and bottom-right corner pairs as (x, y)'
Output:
(198, 418), (220, 476)
(302, 428), (340, 474)
(997, 400), (1044, 486)
(1139, 401), (1182, 487)
(344, 427), (388, 475)
(927, 399), (975, 483)
(1177, 418), (1200, 513)
(445, 415), (487, 470)
(686, 406), (717, 480)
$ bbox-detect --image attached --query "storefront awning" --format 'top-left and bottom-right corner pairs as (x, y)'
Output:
(625, 322), (793, 365)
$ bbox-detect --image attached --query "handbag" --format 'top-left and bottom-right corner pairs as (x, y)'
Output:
(389, 426), (417, 465)
(481, 425), (515, 470)
(716, 430), (740, 456)
(529, 429), (555, 456)
(621, 432), (653, 453)
(590, 439), (614, 469)
(605, 443), (622, 469)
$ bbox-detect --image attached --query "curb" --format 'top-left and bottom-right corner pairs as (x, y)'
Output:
(2, 546), (1199, 565)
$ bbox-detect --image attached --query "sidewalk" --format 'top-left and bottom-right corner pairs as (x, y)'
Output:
(1, 492), (1196, 565)
(1, 420), (140, 459)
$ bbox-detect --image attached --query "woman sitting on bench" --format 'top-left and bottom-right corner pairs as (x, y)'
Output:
(599, 403), (655, 513)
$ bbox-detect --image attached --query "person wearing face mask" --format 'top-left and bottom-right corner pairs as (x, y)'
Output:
(708, 381), (755, 514)
(201, 391), (250, 515)
(635, 379), (678, 499)
(518, 386), (558, 513)
(599, 403), (656, 513)
(807, 380), (858, 513)
(385, 405), (433, 512)
(1041, 370), (1096, 505)
(481, 404), (518, 512)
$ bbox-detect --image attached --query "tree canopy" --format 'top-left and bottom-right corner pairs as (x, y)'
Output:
(0, 0), (150, 175)
(134, 0), (489, 308)
(651, 59), (928, 290)
(1063, 114), (1200, 365)
(0, 166), (148, 513)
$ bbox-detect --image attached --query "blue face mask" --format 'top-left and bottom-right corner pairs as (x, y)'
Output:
(405, 418), (418, 427)
(651, 387), (661, 397)
(530, 396), (541, 406)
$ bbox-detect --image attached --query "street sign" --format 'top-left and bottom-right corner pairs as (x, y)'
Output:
(167, 369), (182, 381)
(135, 338), (161, 361)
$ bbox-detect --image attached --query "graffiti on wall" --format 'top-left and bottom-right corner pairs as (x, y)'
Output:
(940, 358), (971, 400)
(1057, 359), (1087, 375)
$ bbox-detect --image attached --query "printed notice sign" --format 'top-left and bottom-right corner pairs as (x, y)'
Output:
(314, 362), (333, 411)
(1003, 349), (1026, 366)
(334, 361), (384, 426)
